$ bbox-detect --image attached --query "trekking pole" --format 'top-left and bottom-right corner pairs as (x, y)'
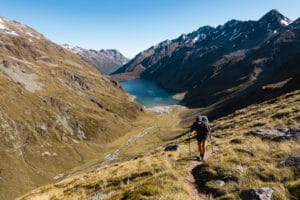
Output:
(188, 131), (191, 157)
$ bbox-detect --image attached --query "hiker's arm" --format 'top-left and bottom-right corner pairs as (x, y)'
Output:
(190, 122), (196, 133)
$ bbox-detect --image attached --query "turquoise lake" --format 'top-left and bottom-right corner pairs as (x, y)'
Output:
(120, 79), (181, 107)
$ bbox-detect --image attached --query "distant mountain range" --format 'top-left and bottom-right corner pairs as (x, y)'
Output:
(62, 44), (129, 75)
(111, 9), (300, 118)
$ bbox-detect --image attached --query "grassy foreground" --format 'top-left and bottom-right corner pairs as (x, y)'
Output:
(195, 90), (300, 200)
(18, 90), (300, 200)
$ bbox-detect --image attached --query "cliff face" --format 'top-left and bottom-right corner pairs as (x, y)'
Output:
(0, 16), (141, 199)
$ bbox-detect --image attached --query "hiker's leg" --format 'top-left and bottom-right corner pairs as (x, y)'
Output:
(200, 141), (204, 154)
(197, 140), (201, 154)
(201, 140), (207, 158)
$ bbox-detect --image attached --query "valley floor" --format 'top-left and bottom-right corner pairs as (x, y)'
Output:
(18, 90), (300, 200)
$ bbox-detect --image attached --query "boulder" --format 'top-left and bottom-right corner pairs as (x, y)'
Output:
(215, 180), (225, 187)
(281, 155), (300, 175)
(240, 187), (274, 200)
(87, 192), (110, 200)
(251, 127), (300, 141)
(164, 145), (180, 151)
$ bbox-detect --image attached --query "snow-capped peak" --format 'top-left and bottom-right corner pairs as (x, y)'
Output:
(0, 17), (19, 36)
(0, 16), (45, 39)
(61, 44), (85, 53)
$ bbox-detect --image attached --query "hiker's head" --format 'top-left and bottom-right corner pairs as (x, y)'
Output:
(196, 115), (202, 122)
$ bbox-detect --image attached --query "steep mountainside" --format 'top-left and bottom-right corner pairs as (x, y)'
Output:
(0, 16), (141, 199)
(111, 10), (300, 118)
(62, 44), (128, 74)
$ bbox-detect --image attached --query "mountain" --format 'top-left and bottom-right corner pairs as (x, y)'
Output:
(62, 44), (129, 75)
(111, 9), (300, 118)
(0, 16), (142, 199)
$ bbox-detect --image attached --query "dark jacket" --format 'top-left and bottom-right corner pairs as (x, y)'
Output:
(190, 121), (210, 141)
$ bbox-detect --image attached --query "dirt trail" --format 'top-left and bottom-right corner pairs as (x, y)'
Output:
(182, 151), (213, 200)
(183, 160), (207, 200)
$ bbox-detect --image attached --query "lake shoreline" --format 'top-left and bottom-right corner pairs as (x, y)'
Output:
(120, 79), (182, 107)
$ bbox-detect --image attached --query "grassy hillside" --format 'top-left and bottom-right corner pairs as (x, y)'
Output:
(0, 17), (143, 199)
(18, 90), (300, 200)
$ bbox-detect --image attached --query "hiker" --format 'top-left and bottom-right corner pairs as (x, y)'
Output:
(190, 115), (211, 161)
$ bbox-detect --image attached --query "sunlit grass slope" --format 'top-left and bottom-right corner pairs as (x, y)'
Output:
(18, 90), (299, 200)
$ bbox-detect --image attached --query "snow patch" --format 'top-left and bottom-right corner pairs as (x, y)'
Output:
(192, 33), (207, 42)
(26, 32), (34, 37)
(0, 18), (19, 36)
(192, 36), (199, 43)
(280, 19), (289, 26)
(61, 44), (84, 54)
(5, 30), (19, 36)
(25, 31), (39, 39)
(0, 20), (6, 29)
(229, 32), (242, 41)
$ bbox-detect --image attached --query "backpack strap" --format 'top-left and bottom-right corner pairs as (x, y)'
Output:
(201, 121), (210, 132)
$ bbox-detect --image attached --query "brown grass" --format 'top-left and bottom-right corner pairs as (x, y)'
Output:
(17, 90), (300, 200)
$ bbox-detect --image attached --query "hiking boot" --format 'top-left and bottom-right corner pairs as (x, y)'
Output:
(197, 156), (203, 161)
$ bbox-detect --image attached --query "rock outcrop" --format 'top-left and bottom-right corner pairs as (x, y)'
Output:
(251, 127), (300, 141)
(281, 155), (300, 175)
(240, 187), (274, 200)
(164, 144), (180, 151)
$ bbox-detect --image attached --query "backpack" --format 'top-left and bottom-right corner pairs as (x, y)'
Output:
(195, 121), (210, 133)
(201, 115), (211, 131)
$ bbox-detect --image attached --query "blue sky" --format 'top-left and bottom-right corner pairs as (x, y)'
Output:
(0, 0), (299, 58)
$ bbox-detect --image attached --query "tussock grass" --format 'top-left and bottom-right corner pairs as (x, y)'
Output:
(18, 148), (191, 200)
(18, 91), (300, 200)
(194, 90), (300, 199)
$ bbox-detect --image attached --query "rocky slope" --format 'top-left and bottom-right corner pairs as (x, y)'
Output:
(111, 10), (300, 119)
(62, 44), (129, 75)
(0, 16), (141, 199)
